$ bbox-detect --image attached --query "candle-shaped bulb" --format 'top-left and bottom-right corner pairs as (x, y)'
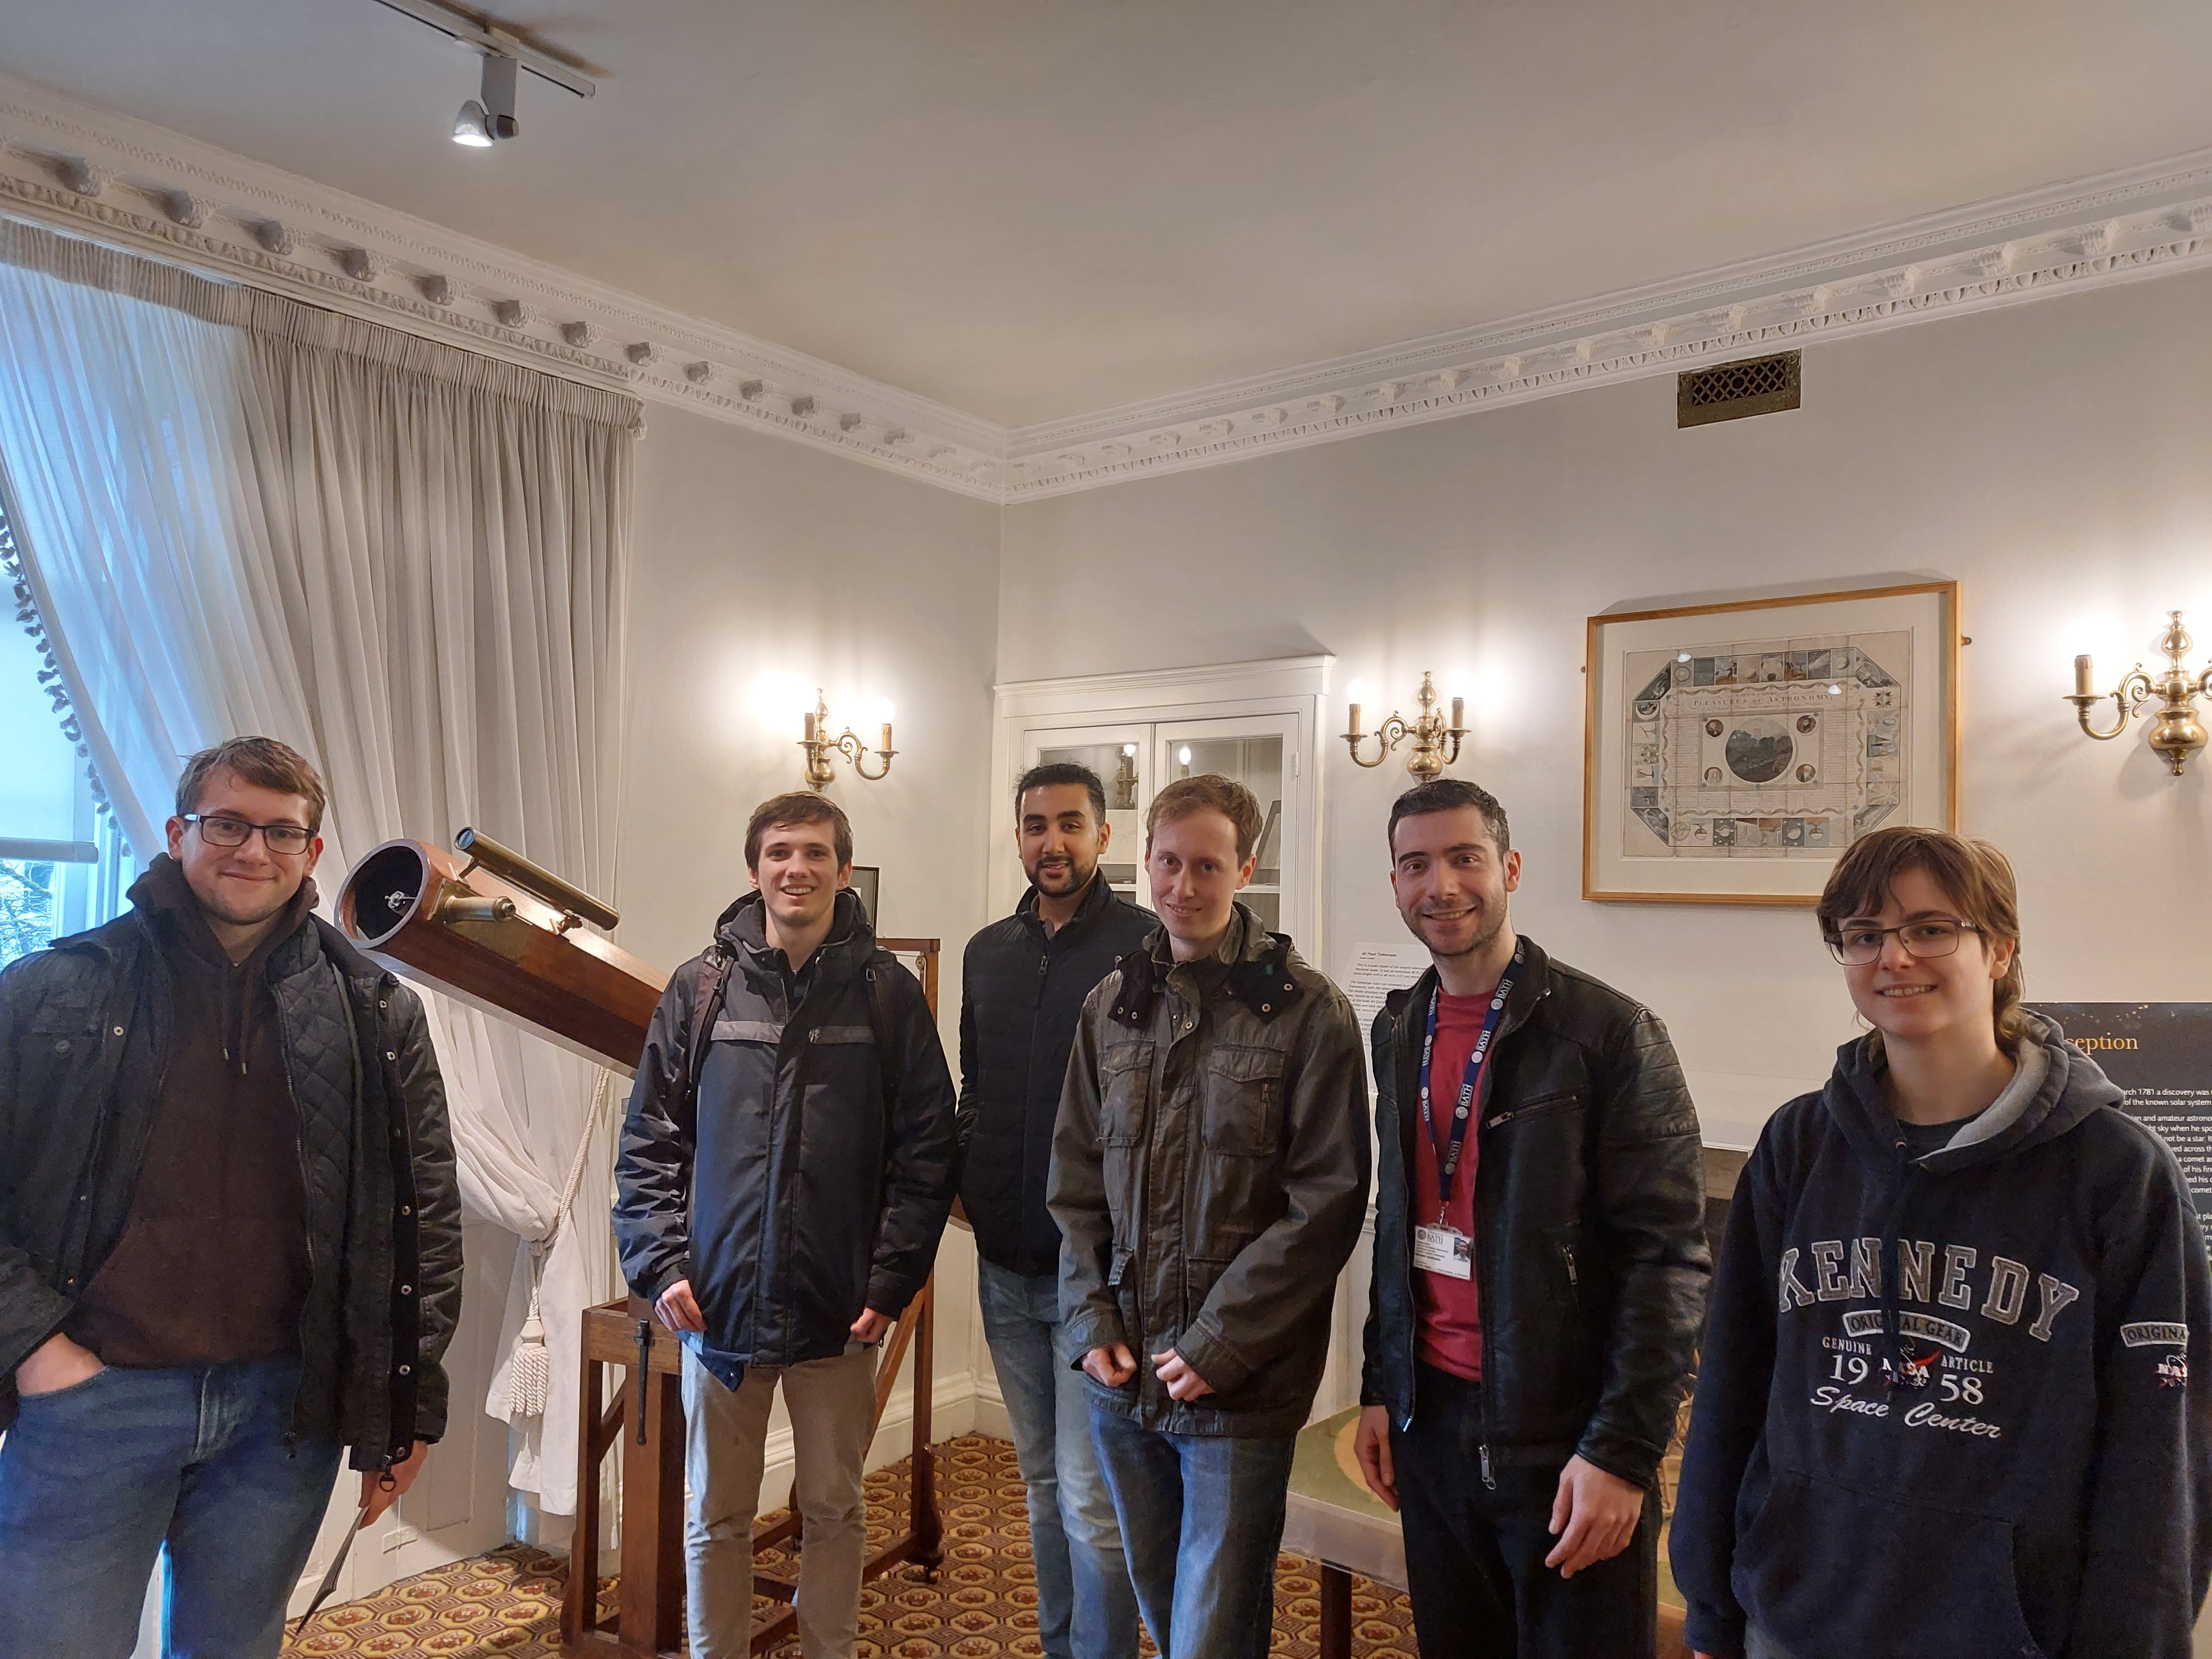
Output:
(1347, 680), (1366, 737)
(804, 709), (818, 742)
(876, 700), (894, 752)
(2074, 654), (2095, 698)
(1450, 696), (1465, 730)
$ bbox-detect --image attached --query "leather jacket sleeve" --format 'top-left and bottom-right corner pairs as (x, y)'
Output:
(1048, 984), (1125, 1361)
(863, 966), (960, 1318)
(1177, 986), (1372, 1395)
(612, 966), (699, 1304)
(391, 983), (463, 1444)
(1577, 1007), (1712, 1488)
(0, 960), (73, 1380)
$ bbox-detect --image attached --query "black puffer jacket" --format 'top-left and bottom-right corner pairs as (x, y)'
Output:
(1361, 937), (1710, 1490)
(0, 865), (463, 1470)
(958, 876), (1155, 1279)
(613, 890), (959, 1365)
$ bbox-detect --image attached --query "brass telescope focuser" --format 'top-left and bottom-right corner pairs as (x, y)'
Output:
(454, 826), (620, 933)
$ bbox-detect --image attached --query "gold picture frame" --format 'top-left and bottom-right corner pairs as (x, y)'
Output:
(1583, 581), (1960, 905)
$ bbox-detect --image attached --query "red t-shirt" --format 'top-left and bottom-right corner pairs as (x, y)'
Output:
(1412, 991), (1488, 1381)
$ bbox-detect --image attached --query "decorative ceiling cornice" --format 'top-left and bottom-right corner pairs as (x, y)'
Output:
(2, 72), (2210, 505)
(1002, 147), (2212, 499)
(0, 73), (1008, 499)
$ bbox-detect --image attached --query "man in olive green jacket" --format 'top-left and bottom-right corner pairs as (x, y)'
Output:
(1049, 774), (1370, 1659)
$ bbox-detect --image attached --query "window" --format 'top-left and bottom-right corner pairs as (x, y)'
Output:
(0, 513), (132, 966)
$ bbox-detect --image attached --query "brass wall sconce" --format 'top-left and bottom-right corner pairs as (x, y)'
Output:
(1343, 671), (1468, 779)
(2068, 611), (2212, 776)
(800, 689), (896, 789)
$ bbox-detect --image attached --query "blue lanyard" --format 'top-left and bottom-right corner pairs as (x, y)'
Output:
(1416, 945), (1520, 1221)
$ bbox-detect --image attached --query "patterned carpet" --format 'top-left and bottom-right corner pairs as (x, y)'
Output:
(283, 1434), (1418, 1657)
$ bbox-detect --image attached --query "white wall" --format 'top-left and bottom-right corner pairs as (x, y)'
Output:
(1000, 269), (2212, 1146)
(615, 403), (1005, 1497)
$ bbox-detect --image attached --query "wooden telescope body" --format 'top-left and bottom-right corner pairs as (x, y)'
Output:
(335, 835), (666, 1075)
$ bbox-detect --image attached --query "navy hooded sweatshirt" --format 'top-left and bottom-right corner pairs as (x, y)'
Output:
(1672, 1011), (2212, 1659)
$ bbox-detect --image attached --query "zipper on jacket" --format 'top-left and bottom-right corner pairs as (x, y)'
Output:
(1561, 1244), (1577, 1287)
(1479, 1442), (1496, 1490)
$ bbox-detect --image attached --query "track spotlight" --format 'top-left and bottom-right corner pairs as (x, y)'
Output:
(452, 51), (520, 147)
(452, 101), (493, 146)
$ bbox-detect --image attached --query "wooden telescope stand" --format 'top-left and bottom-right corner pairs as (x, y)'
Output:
(562, 1280), (942, 1658)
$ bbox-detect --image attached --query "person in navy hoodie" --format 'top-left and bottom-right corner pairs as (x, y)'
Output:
(1672, 826), (2212, 1659)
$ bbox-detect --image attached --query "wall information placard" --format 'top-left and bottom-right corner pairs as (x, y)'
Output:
(2040, 1003), (2212, 1237)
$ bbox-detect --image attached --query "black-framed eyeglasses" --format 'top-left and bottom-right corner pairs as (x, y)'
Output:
(182, 813), (314, 856)
(1825, 918), (1982, 966)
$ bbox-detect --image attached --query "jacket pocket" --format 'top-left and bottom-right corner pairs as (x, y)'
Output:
(1482, 1088), (1581, 1132)
(1098, 1043), (1152, 1244)
(1200, 1043), (1285, 1157)
(1738, 1470), (2045, 1659)
(1098, 1043), (1152, 1145)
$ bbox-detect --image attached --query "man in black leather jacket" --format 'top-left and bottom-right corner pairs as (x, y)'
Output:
(1352, 778), (1709, 1659)
(958, 761), (1152, 1659)
(615, 791), (958, 1659)
(0, 738), (462, 1659)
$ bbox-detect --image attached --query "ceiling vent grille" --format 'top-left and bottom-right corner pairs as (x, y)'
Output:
(1678, 351), (1801, 428)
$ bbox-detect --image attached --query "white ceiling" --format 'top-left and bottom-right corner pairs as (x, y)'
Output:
(3, 0), (2208, 427)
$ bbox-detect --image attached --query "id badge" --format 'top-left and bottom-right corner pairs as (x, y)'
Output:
(1413, 1223), (1472, 1281)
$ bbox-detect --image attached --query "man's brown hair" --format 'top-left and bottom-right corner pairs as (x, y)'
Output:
(1145, 774), (1265, 863)
(744, 791), (853, 871)
(1816, 825), (2027, 1052)
(175, 736), (328, 834)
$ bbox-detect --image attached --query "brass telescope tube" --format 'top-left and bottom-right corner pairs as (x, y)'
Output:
(336, 835), (664, 1074)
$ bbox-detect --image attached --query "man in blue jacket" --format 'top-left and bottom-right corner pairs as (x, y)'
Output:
(614, 791), (959, 1659)
(959, 762), (1153, 1659)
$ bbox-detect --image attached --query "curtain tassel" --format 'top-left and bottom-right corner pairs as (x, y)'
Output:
(507, 1283), (551, 1419)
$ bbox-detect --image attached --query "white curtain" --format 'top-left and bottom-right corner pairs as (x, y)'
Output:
(0, 223), (637, 1514)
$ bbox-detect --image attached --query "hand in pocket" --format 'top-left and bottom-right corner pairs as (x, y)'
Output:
(15, 1332), (105, 1396)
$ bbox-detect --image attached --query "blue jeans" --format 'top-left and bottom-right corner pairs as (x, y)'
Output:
(1088, 1406), (1295, 1659)
(977, 1261), (1139, 1659)
(0, 1357), (342, 1659)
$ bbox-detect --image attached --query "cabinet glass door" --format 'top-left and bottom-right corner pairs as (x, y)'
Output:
(1153, 712), (1301, 939)
(1021, 722), (1150, 901)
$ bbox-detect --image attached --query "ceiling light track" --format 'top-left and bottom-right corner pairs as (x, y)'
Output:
(369, 0), (596, 99)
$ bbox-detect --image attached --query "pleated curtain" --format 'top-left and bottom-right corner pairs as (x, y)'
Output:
(0, 220), (637, 1514)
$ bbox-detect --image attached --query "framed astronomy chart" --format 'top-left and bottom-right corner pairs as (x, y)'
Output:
(1583, 581), (1959, 904)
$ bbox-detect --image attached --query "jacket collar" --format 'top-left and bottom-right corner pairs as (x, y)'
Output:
(1016, 869), (1117, 939)
(1110, 901), (1300, 1028)
(1388, 933), (1551, 1039)
(129, 852), (321, 982)
(715, 887), (874, 988)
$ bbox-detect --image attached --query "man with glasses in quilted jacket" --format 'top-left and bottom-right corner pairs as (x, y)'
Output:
(0, 736), (462, 1659)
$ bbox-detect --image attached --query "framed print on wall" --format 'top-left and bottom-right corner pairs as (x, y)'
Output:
(1583, 581), (1959, 905)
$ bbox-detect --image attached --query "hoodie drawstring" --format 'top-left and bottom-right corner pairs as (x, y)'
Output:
(1878, 1143), (1920, 1391)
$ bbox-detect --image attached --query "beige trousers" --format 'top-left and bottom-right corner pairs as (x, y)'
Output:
(681, 1341), (880, 1659)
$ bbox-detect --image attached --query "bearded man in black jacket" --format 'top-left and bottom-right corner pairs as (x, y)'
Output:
(959, 762), (1153, 1659)
(615, 791), (958, 1659)
(1352, 778), (1709, 1659)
